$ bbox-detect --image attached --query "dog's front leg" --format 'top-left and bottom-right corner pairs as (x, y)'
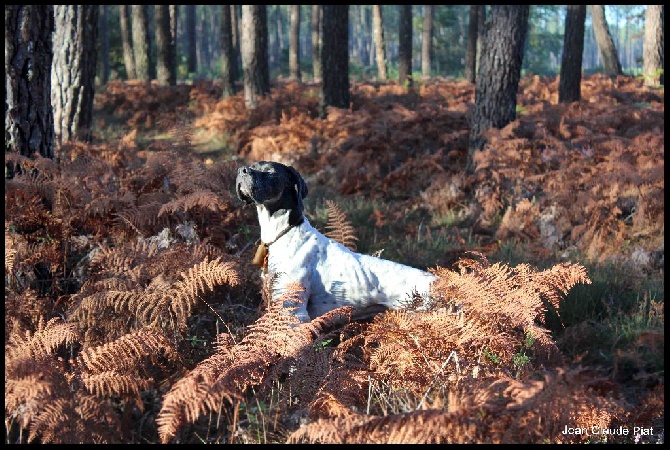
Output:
(272, 269), (312, 323)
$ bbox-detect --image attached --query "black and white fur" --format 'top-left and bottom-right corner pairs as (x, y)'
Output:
(236, 161), (435, 322)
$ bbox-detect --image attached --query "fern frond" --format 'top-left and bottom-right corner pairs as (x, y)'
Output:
(324, 200), (358, 251)
(157, 189), (225, 216)
(157, 257), (239, 331)
(290, 368), (623, 444)
(26, 392), (122, 444)
(6, 317), (78, 361)
(72, 290), (143, 324)
(76, 326), (179, 374)
(5, 247), (17, 273)
(114, 201), (164, 236)
(5, 375), (55, 428)
(167, 123), (194, 149)
(157, 352), (243, 443)
(157, 282), (336, 443)
(81, 371), (153, 397)
(28, 398), (70, 443)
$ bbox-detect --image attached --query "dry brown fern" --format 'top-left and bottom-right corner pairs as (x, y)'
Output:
(5, 317), (79, 441)
(71, 326), (182, 430)
(157, 189), (225, 217)
(71, 254), (240, 344)
(6, 318), (181, 443)
(323, 200), (358, 251)
(429, 253), (591, 361)
(6, 247), (18, 273)
(26, 392), (121, 444)
(5, 317), (78, 362)
(349, 254), (592, 402)
(155, 256), (240, 332)
(156, 283), (305, 443)
(157, 281), (355, 443)
(288, 368), (624, 444)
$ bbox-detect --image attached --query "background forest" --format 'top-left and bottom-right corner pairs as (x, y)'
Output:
(5, 5), (664, 444)
(97, 5), (650, 81)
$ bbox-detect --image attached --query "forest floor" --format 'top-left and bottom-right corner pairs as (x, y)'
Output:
(5, 74), (663, 444)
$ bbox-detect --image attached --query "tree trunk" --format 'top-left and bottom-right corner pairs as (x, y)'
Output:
(241, 5), (270, 110)
(312, 5), (322, 81)
(357, 6), (370, 66)
(372, 5), (387, 81)
(320, 5), (350, 117)
(367, 8), (375, 68)
(464, 5), (479, 83)
(289, 5), (301, 81)
(52, 5), (98, 146)
(5, 5), (55, 177)
(221, 5), (236, 97)
(468, 5), (529, 170)
(186, 4), (197, 74)
(398, 5), (413, 88)
(131, 5), (152, 81)
(99, 5), (110, 85)
(643, 5), (664, 86)
(276, 5), (285, 51)
(155, 5), (176, 86)
(476, 5), (486, 75)
(119, 5), (135, 79)
(421, 5), (434, 80)
(231, 5), (242, 82)
(590, 5), (622, 77)
(559, 5), (586, 103)
(170, 5), (178, 81)
(270, 5), (284, 71)
(196, 6), (205, 75)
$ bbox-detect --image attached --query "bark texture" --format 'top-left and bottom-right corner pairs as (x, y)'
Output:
(311, 5), (322, 81)
(52, 5), (98, 145)
(320, 5), (350, 117)
(421, 5), (434, 80)
(559, 5), (587, 103)
(5, 4), (56, 171)
(398, 5), (412, 88)
(372, 5), (387, 81)
(643, 5), (664, 86)
(155, 5), (175, 86)
(131, 5), (152, 81)
(289, 5), (301, 81)
(590, 5), (622, 77)
(241, 5), (270, 109)
(119, 5), (135, 79)
(464, 5), (480, 83)
(468, 5), (530, 170)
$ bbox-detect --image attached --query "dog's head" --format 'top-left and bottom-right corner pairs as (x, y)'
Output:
(236, 161), (308, 223)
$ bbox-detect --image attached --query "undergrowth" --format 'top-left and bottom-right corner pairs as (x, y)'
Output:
(5, 75), (663, 444)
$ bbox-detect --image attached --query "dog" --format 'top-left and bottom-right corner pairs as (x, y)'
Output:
(236, 161), (435, 322)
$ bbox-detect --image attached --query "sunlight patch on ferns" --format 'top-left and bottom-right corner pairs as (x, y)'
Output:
(288, 368), (623, 444)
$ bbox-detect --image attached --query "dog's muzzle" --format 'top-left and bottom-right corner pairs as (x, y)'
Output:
(236, 167), (255, 204)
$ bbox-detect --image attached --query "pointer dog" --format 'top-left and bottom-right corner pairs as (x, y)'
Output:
(236, 161), (435, 322)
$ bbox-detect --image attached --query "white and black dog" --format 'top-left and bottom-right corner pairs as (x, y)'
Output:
(236, 161), (435, 322)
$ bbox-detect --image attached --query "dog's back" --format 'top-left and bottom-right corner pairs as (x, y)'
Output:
(268, 219), (435, 319)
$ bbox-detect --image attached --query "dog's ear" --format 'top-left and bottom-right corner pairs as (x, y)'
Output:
(287, 165), (308, 201)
